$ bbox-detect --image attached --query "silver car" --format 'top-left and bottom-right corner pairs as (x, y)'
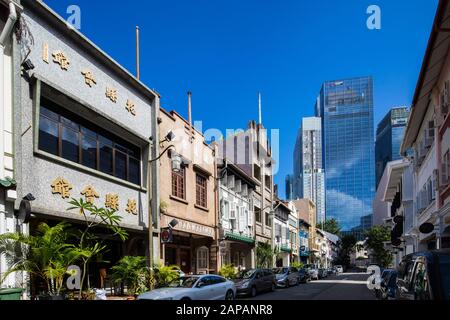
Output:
(137, 275), (236, 301)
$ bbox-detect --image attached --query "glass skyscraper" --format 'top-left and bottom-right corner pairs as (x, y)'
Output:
(375, 107), (410, 188)
(316, 76), (375, 232)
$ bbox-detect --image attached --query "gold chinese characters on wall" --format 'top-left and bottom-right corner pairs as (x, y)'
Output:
(51, 177), (73, 199)
(52, 50), (70, 70)
(81, 70), (97, 87)
(105, 87), (118, 103)
(126, 99), (136, 116)
(105, 193), (119, 211)
(81, 185), (100, 204)
(126, 199), (138, 215)
(50, 178), (138, 216)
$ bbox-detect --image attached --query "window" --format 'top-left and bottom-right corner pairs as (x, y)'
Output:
(197, 247), (209, 270)
(196, 174), (207, 207)
(38, 98), (141, 184)
(172, 166), (185, 199)
(265, 212), (272, 227)
(255, 206), (262, 223)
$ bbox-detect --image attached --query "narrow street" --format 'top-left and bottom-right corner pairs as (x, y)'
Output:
(244, 273), (376, 300)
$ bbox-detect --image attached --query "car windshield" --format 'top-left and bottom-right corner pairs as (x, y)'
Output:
(273, 268), (288, 274)
(169, 276), (198, 288)
(236, 269), (256, 279)
(439, 255), (450, 300)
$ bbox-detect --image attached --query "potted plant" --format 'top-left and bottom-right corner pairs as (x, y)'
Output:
(153, 265), (180, 288)
(111, 256), (151, 298)
(0, 222), (80, 300)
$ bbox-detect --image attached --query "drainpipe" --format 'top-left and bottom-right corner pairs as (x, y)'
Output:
(0, 1), (18, 180)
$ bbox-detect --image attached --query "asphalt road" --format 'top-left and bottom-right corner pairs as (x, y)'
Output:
(242, 272), (376, 300)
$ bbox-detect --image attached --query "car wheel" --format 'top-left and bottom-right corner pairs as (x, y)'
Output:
(297, 278), (300, 286)
(250, 286), (257, 297)
(270, 283), (276, 292)
(225, 290), (234, 301)
(285, 279), (290, 288)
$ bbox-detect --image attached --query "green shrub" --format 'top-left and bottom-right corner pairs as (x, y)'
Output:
(219, 264), (237, 279)
(291, 262), (304, 269)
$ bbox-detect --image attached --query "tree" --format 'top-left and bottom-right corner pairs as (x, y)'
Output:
(364, 226), (392, 268)
(317, 218), (341, 236)
(67, 198), (128, 299)
(334, 234), (356, 268)
(256, 242), (277, 268)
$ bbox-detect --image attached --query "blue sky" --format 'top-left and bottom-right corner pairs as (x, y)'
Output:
(46, 0), (438, 198)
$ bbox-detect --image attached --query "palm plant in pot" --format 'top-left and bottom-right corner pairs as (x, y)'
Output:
(0, 222), (80, 300)
(111, 256), (151, 298)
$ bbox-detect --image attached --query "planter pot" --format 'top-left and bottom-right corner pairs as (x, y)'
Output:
(0, 288), (23, 301)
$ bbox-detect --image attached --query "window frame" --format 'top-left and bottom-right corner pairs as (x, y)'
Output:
(195, 173), (208, 208)
(172, 165), (186, 199)
(38, 98), (142, 185)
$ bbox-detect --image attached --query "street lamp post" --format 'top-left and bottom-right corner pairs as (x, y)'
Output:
(147, 131), (180, 290)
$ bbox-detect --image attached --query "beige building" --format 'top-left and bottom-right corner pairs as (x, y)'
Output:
(158, 107), (218, 275)
(293, 199), (317, 264)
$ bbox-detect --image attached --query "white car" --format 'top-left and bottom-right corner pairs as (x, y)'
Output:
(137, 275), (236, 301)
(335, 265), (344, 273)
(308, 268), (319, 280)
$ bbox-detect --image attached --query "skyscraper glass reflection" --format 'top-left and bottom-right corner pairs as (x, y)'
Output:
(375, 107), (410, 188)
(316, 76), (375, 231)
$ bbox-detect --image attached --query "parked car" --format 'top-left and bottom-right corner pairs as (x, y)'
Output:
(327, 268), (335, 275)
(396, 249), (450, 300)
(233, 269), (276, 297)
(137, 275), (236, 300)
(374, 269), (394, 299)
(335, 265), (344, 273)
(318, 268), (328, 279)
(308, 268), (319, 280)
(273, 267), (300, 287)
(380, 270), (398, 300)
(298, 268), (310, 283)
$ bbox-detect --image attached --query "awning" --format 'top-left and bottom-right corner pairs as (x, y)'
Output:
(225, 232), (255, 245)
(280, 246), (291, 253)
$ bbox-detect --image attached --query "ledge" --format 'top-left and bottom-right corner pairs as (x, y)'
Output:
(194, 204), (209, 212)
(170, 195), (189, 205)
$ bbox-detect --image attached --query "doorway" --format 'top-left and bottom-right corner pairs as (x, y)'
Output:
(179, 249), (191, 274)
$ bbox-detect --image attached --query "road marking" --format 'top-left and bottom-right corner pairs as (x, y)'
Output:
(314, 280), (367, 285)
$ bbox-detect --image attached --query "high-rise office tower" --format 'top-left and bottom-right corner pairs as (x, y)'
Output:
(375, 107), (410, 188)
(316, 76), (375, 232)
(293, 117), (326, 223)
(285, 174), (294, 200)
